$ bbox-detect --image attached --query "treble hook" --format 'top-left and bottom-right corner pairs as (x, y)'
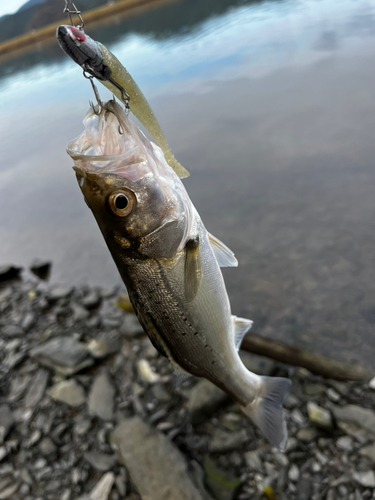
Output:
(83, 70), (102, 115)
(63, 0), (84, 28)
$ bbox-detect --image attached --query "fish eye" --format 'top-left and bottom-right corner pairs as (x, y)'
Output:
(108, 190), (134, 217)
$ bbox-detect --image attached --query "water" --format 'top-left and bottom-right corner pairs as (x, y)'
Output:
(1, 0), (375, 367)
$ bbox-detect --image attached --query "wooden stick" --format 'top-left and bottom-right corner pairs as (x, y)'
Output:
(241, 332), (371, 381)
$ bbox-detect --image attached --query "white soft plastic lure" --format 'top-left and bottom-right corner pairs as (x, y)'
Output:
(68, 100), (291, 450)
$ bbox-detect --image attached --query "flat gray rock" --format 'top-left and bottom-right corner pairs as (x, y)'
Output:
(47, 285), (73, 301)
(0, 405), (14, 444)
(332, 405), (375, 434)
(186, 380), (230, 425)
(112, 417), (204, 500)
(30, 337), (93, 376)
(88, 371), (115, 421)
(47, 379), (85, 407)
(119, 314), (144, 337)
(78, 472), (115, 500)
(84, 451), (117, 471)
(352, 470), (375, 488)
(87, 332), (121, 359)
(1, 324), (24, 337)
(359, 444), (375, 463)
(208, 429), (248, 453)
(24, 368), (49, 407)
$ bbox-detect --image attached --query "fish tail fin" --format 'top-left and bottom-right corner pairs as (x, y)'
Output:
(240, 376), (291, 451)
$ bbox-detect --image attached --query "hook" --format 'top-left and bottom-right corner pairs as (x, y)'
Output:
(83, 70), (103, 115)
(63, 0), (84, 28)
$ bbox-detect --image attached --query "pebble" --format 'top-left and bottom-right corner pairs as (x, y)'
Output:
(24, 368), (49, 407)
(31, 336), (94, 376)
(352, 470), (375, 488)
(39, 437), (57, 456)
(88, 472), (115, 500)
(359, 444), (375, 462)
(332, 405), (375, 434)
(47, 285), (73, 301)
(208, 429), (248, 453)
(47, 379), (86, 407)
(245, 450), (263, 472)
(88, 371), (115, 421)
(84, 451), (117, 471)
(1, 324), (24, 337)
(186, 379), (230, 425)
(297, 428), (318, 443)
(82, 291), (101, 309)
(307, 402), (333, 428)
(336, 436), (353, 451)
(0, 405), (14, 444)
(112, 417), (204, 500)
(290, 408), (305, 426)
(369, 377), (375, 390)
(137, 359), (160, 384)
(288, 464), (300, 482)
(326, 388), (341, 402)
(119, 314), (144, 337)
(87, 332), (121, 359)
(30, 259), (51, 280)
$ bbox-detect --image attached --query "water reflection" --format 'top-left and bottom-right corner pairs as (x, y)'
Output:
(1, 0), (375, 367)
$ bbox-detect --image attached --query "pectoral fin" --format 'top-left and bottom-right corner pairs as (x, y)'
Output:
(208, 233), (238, 267)
(184, 237), (202, 302)
(233, 316), (253, 350)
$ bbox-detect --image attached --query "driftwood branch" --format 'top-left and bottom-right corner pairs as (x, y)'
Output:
(241, 332), (371, 382)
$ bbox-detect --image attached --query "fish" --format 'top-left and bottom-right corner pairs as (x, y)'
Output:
(56, 24), (189, 179)
(67, 99), (291, 450)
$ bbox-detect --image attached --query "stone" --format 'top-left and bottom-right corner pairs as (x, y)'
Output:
(21, 312), (37, 331)
(137, 359), (160, 383)
(39, 437), (57, 456)
(88, 371), (115, 421)
(71, 303), (90, 322)
(296, 476), (312, 500)
(0, 483), (18, 499)
(337, 421), (368, 444)
(0, 265), (21, 282)
(87, 332), (121, 359)
(284, 393), (300, 409)
(186, 380), (230, 425)
(1, 324), (24, 337)
(84, 451), (117, 471)
(332, 405), (375, 434)
(336, 436), (353, 451)
(24, 369), (49, 407)
(0, 406), (13, 444)
(47, 285), (73, 301)
(359, 444), (375, 462)
(208, 429), (248, 453)
(288, 464), (300, 482)
(8, 375), (31, 402)
(203, 455), (241, 500)
(151, 384), (171, 403)
(82, 291), (101, 309)
(369, 377), (375, 390)
(326, 388), (340, 402)
(30, 337), (93, 376)
(29, 259), (51, 280)
(290, 408), (305, 426)
(48, 379), (85, 407)
(307, 402), (333, 428)
(0, 448), (8, 462)
(112, 417), (204, 500)
(89, 472), (115, 500)
(296, 428), (317, 443)
(352, 471), (375, 488)
(303, 383), (326, 397)
(119, 314), (144, 337)
(74, 419), (92, 436)
(245, 450), (263, 472)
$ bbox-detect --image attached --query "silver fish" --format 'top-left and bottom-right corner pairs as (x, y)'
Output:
(67, 100), (291, 450)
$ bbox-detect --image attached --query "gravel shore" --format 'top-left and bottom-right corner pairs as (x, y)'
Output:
(0, 266), (374, 500)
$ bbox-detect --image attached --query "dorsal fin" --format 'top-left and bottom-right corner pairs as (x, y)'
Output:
(208, 233), (238, 267)
(232, 316), (253, 350)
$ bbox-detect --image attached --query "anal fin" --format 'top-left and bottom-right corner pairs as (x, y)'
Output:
(233, 315), (253, 350)
(208, 233), (238, 267)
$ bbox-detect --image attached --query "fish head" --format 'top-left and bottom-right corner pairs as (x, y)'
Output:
(68, 100), (192, 259)
(56, 25), (111, 80)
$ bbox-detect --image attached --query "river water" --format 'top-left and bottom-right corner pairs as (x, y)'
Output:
(1, 0), (375, 367)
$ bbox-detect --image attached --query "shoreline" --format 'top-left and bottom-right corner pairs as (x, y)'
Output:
(0, 268), (375, 498)
(0, 0), (177, 58)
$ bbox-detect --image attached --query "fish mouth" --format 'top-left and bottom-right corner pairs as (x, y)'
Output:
(67, 100), (147, 177)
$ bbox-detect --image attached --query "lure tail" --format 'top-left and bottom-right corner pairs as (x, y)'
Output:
(240, 376), (291, 451)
